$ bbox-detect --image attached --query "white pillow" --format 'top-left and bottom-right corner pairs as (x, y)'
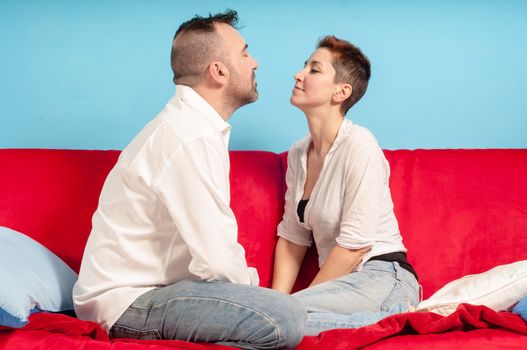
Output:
(0, 226), (78, 328)
(416, 260), (527, 316)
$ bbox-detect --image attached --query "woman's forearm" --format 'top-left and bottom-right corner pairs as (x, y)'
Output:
(309, 245), (370, 287)
(272, 237), (308, 294)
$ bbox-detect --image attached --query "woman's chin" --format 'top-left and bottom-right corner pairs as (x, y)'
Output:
(290, 100), (308, 115)
(290, 96), (302, 108)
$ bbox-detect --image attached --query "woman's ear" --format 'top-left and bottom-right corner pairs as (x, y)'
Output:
(333, 83), (353, 104)
(207, 61), (229, 87)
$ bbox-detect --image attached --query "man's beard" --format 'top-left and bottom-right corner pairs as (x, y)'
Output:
(226, 71), (258, 111)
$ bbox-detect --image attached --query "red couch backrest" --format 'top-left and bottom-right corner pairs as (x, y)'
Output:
(385, 149), (527, 298)
(0, 149), (119, 273)
(228, 151), (284, 287)
(1, 149), (527, 297)
(282, 149), (527, 297)
(0, 149), (283, 287)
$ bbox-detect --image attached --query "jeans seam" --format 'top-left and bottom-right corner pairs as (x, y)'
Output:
(129, 293), (155, 310)
(296, 275), (375, 301)
(333, 275), (376, 288)
(393, 262), (420, 306)
(151, 295), (283, 349)
(110, 324), (161, 340)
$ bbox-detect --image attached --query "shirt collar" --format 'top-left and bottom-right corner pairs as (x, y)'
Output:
(300, 118), (353, 157)
(328, 118), (352, 154)
(174, 84), (232, 141)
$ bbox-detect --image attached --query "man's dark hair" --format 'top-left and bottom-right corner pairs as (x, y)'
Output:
(171, 9), (239, 85)
(175, 9), (239, 36)
(318, 35), (371, 114)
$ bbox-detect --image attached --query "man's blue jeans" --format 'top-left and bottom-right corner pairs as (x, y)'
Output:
(293, 260), (420, 335)
(109, 280), (306, 350)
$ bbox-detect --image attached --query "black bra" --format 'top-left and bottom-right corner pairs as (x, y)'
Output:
(297, 198), (309, 223)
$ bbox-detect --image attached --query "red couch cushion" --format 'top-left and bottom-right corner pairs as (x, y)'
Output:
(2, 303), (526, 350)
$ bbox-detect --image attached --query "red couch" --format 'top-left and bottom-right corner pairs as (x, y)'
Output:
(1, 148), (527, 349)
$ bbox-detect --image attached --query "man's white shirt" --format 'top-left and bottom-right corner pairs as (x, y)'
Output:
(73, 85), (259, 333)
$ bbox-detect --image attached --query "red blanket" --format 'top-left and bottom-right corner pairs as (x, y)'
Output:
(298, 304), (527, 349)
(1, 304), (526, 349)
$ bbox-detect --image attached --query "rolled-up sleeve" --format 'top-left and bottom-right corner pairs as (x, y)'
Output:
(336, 142), (386, 250)
(277, 149), (313, 247)
(154, 136), (259, 286)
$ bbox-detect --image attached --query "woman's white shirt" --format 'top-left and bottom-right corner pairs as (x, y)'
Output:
(277, 119), (406, 269)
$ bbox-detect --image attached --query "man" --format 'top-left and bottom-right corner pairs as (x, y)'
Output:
(73, 10), (305, 350)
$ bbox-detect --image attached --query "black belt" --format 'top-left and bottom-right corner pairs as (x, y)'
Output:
(369, 252), (418, 281)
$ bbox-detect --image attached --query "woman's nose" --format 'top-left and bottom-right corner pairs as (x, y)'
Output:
(294, 70), (303, 82)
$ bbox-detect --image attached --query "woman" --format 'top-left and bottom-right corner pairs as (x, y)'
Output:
(272, 36), (420, 335)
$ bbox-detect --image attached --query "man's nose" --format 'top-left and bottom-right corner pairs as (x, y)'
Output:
(251, 55), (259, 70)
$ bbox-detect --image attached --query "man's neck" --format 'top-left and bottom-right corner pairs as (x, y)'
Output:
(192, 86), (233, 121)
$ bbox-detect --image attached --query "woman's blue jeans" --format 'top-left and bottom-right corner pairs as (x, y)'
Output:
(293, 260), (420, 335)
(109, 280), (306, 350)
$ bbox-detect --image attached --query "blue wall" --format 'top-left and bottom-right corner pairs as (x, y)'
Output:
(1, 0), (526, 151)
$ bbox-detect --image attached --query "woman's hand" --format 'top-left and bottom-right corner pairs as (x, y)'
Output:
(309, 245), (371, 287)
